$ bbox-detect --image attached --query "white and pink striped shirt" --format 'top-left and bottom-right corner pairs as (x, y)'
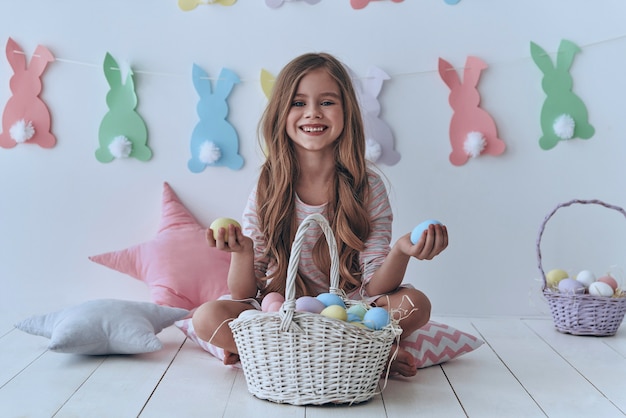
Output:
(242, 170), (392, 299)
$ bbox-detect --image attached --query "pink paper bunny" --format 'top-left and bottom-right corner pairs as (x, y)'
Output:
(0, 38), (55, 149)
(438, 56), (505, 166)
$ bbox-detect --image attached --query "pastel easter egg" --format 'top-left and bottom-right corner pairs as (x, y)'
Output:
(320, 305), (348, 321)
(575, 270), (596, 288)
(362, 307), (390, 330)
(267, 301), (282, 312)
(295, 296), (326, 313)
(597, 275), (619, 291)
(316, 293), (346, 308)
(346, 304), (368, 320)
(588, 281), (614, 297)
(545, 269), (569, 288)
(558, 278), (585, 295)
(347, 313), (363, 322)
(261, 292), (285, 312)
(410, 219), (442, 245)
(209, 217), (241, 242)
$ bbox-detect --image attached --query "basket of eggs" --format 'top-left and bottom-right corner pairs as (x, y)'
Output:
(537, 199), (626, 336)
(229, 213), (402, 405)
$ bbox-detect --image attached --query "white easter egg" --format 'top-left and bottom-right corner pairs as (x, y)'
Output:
(588, 281), (614, 297)
(575, 270), (596, 288)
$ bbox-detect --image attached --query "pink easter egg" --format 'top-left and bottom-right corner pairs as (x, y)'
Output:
(261, 292), (285, 312)
(267, 301), (283, 312)
(597, 275), (619, 291)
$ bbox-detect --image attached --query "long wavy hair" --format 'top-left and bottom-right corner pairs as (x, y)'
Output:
(256, 52), (371, 298)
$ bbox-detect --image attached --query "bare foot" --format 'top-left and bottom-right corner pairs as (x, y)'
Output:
(388, 344), (417, 377)
(223, 350), (240, 365)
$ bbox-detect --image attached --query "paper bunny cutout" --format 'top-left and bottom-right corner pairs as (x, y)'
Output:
(96, 53), (152, 163)
(438, 56), (505, 166)
(0, 38), (55, 149)
(178, 0), (236, 11)
(188, 64), (243, 172)
(266, 0), (321, 8)
(530, 39), (594, 150)
(348, 65), (400, 166)
(351, 0), (403, 10)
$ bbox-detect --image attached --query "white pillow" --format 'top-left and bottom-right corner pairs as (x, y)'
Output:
(15, 299), (189, 355)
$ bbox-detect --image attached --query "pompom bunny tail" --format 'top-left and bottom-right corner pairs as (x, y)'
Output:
(365, 137), (382, 162)
(553, 114), (575, 140)
(199, 140), (222, 164)
(464, 131), (486, 158)
(108, 135), (133, 158)
(9, 119), (35, 143)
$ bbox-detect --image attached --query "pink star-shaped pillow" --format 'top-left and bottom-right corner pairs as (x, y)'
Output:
(89, 182), (231, 311)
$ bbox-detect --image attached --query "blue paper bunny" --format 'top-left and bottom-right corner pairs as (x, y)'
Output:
(188, 64), (243, 172)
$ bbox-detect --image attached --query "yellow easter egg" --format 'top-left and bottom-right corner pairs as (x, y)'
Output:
(209, 217), (241, 243)
(320, 305), (348, 321)
(546, 269), (569, 288)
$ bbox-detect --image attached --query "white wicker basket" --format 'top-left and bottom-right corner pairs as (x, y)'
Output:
(229, 213), (402, 405)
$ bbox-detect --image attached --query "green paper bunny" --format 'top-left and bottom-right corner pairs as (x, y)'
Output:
(96, 53), (151, 163)
(530, 39), (594, 150)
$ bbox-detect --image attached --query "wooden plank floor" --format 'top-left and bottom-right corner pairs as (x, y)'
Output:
(1, 316), (625, 418)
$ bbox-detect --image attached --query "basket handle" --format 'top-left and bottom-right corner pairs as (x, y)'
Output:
(280, 213), (340, 331)
(536, 199), (626, 290)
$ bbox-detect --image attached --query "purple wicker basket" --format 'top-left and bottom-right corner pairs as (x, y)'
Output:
(537, 199), (626, 336)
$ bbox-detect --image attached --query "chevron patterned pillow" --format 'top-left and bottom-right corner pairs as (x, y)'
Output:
(400, 320), (484, 368)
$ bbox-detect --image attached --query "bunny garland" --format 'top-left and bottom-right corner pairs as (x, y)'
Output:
(178, 0), (236, 11)
(0, 38), (55, 149)
(96, 53), (152, 163)
(438, 56), (506, 166)
(530, 39), (595, 150)
(188, 64), (243, 172)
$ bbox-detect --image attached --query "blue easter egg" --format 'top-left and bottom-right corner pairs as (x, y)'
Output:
(410, 219), (442, 244)
(362, 307), (390, 330)
(316, 293), (346, 308)
(347, 313), (362, 322)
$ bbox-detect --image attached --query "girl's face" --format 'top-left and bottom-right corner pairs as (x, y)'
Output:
(286, 68), (344, 156)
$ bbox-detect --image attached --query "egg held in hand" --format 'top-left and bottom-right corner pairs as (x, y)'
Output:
(209, 217), (241, 243)
(410, 219), (442, 244)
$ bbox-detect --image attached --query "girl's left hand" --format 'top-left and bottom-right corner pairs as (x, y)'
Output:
(403, 223), (448, 260)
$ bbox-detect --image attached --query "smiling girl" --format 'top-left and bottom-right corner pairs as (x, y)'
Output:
(192, 52), (448, 377)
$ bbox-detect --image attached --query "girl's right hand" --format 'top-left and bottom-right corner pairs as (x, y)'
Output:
(206, 224), (253, 254)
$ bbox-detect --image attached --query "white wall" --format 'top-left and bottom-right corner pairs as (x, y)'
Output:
(1, 1), (625, 323)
